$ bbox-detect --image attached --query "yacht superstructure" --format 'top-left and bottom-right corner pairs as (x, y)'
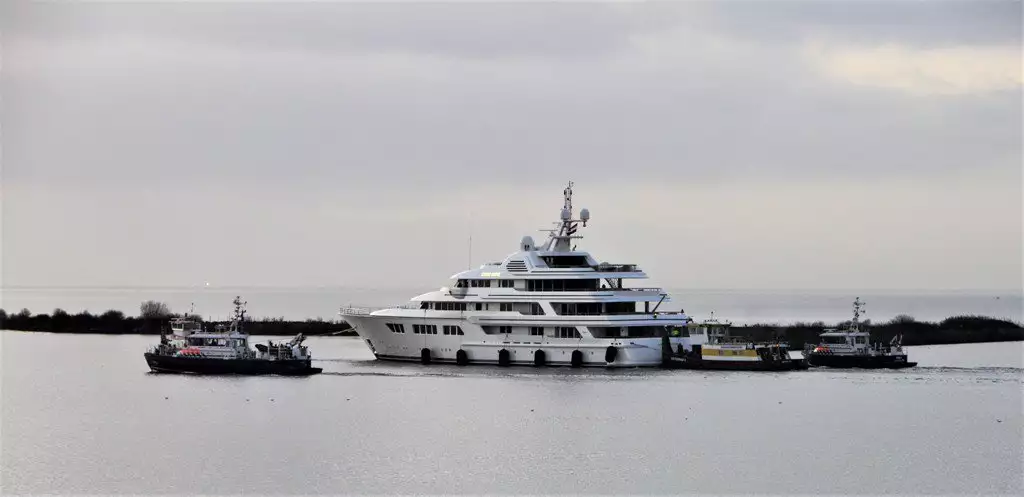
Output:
(341, 182), (702, 367)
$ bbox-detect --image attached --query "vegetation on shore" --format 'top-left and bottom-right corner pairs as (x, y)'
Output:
(735, 315), (1023, 348)
(0, 300), (356, 336)
(0, 301), (1020, 346)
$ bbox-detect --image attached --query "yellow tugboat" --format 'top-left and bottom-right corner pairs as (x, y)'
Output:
(664, 313), (807, 371)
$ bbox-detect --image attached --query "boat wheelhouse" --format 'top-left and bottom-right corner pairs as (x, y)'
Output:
(341, 182), (703, 367)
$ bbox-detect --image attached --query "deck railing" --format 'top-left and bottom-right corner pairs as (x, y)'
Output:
(339, 302), (423, 315)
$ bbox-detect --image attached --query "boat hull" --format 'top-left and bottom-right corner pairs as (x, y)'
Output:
(144, 353), (322, 375)
(345, 313), (693, 368)
(665, 356), (808, 371)
(805, 353), (916, 369)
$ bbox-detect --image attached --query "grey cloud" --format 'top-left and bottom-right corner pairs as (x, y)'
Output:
(2, 1), (1019, 291)
(4, 31), (1018, 192)
(3, 1), (683, 60)
(698, 0), (1022, 48)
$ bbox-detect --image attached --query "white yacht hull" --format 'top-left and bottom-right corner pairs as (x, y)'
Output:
(345, 314), (693, 368)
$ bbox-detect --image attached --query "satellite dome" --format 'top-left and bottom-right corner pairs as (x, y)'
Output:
(520, 235), (535, 251)
(580, 208), (590, 222)
(560, 208), (571, 221)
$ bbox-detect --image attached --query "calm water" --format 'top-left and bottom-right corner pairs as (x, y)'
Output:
(2, 332), (1021, 495)
(2, 287), (1022, 324)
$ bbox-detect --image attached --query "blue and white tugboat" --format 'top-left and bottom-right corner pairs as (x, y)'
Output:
(144, 297), (322, 375)
(802, 298), (916, 369)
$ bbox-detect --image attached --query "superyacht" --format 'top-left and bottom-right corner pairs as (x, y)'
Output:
(340, 182), (701, 367)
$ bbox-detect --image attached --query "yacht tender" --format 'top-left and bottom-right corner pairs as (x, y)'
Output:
(341, 182), (702, 367)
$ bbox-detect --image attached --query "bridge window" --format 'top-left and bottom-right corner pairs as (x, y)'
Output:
(541, 255), (590, 268)
(525, 279), (600, 292)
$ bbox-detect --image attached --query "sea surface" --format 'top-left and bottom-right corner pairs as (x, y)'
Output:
(2, 287), (1021, 324)
(2, 332), (1021, 495)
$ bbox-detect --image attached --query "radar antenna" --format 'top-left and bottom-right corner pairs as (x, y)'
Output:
(231, 296), (247, 333)
(851, 297), (865, 331)
(539, 181), (591, 252)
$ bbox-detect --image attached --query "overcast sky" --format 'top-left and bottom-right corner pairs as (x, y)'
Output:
(2, 1), (1021, 292)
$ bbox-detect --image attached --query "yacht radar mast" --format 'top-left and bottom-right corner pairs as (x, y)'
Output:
(540, 181), (591, 252)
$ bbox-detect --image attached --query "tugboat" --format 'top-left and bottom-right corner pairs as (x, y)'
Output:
(802, 298), (917, 369)
(664, 313), (808, 371)
(144, 297), (323, 375)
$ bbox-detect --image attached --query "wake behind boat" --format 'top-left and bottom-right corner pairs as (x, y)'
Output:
(144, 297), (322, 376)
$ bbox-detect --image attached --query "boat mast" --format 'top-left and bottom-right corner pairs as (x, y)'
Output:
(541, 181), (590, 252)
(232, 296), (247, 334)
(851, 297), (864, 332)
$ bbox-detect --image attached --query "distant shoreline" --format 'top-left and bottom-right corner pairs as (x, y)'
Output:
(1, 308), (1021, 347)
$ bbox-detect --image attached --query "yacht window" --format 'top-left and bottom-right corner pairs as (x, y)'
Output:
(500, 303), (513, 312)
(443, 325), (464, 336)
(855, 336), (867, 344)
(498, 279), (515, 288)
(822, 336), (847, 345)
(530, 327), (544, 336)
(500, 326), (512, 334)
(556, 327), (581, 339)
(475, 303), (483, 311)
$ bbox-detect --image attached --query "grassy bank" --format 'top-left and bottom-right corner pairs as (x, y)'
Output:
(0, 308), (356, 336)
(734, 315), (1023, 348)
(1, 307), (1021, 346)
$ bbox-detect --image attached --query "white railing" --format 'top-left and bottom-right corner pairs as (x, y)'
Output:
(339, 302), (422, 316)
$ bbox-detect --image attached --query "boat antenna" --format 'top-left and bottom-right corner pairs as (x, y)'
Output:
(851, 297), (864, 331)
(540, 181), (590, 252)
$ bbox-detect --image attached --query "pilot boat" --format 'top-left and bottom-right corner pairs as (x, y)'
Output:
(664, 313), (807, 370)
(802, 298), (917, 369)
(144, 297), (322, 375)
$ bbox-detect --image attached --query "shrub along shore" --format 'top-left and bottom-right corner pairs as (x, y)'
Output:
(0, 307), (357, 336)
(0, 303), (1020, 346)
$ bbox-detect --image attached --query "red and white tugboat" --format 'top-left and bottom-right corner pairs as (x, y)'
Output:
(144, 297), (322, 376)
(802, 298), (916, 369)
